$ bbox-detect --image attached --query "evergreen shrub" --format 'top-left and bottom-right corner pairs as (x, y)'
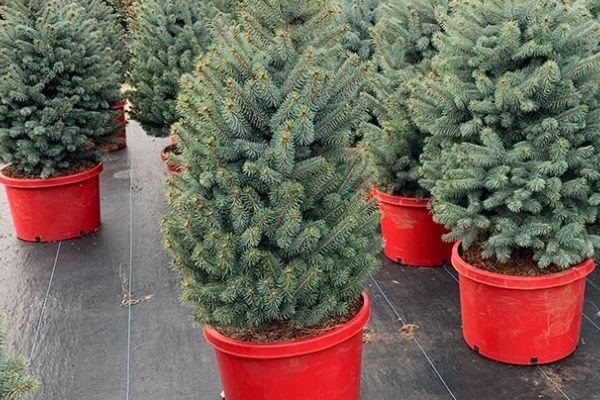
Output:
(0, 0), (123, 178)
(162, 0), (381, 333)
(128, 0), (237, 138)
(412, 0), (600, 269)
(362, 0), (450, 197)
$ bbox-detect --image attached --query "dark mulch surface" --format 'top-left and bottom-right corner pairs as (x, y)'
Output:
(217, 297), (363, 343)
(461, 242), (565, 277)
(0, 121), (598, 400)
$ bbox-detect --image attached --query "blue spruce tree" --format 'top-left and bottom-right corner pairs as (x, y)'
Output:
(88, 0), (128, 70)
(128, 0), (238, 138)
(162, 0), (381, 333)
(362, 0), (450, 196)
(0, 0), (123, 178)
(412, 0), (600, 269)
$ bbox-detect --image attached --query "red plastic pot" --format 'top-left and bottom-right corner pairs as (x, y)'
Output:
(98, 100), (127, 152)
(372, 188), (452, 266)
(204, 293), (371, 400)
(161, 145), (181, 174)
(0, 164), (103, 242)
(113, 99), (127, 123)
(112, 99), (128, 151)
(452, 242), (595, 365)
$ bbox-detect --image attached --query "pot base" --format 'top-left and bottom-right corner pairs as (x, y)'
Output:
(98, 131), (127, 153)
(101, 99), (128, 152)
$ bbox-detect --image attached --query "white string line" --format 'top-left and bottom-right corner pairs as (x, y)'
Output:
(369, 275), (458, 400)
(536, 366), (571, 400)
(29, 241), (61, 361)
(582, 313), (600, 332)
(586, 278), (600, 293)
(442, 265), (459, 283)
(126, 158), (134, 400)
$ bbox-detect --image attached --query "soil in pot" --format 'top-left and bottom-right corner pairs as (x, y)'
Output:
(163, 143), (180, 157)
(461, 242), (563, 277)
(2, 161), (96, 180)
(217, 296), (363, 343)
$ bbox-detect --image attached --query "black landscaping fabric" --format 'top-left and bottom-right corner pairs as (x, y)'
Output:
(0, 121), (598, 400)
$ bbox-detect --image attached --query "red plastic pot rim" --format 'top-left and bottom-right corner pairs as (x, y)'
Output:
(452, 242), (596, 290)
(0, 163), (103, 189)
(204, 292), (371, 360)
(112, 99), (127, 110)
(371, 187), (431, 208)
(160, 145), (170, 162)
(161, 144), (180, 163)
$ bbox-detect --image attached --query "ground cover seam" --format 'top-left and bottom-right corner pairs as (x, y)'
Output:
(29, 241), (61, 361)
(535, 366), (571, 400)
(126, 157), (134, 400)
(587, 278), (600, 293)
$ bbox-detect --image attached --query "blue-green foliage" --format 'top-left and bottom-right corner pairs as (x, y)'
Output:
(211, 0), (241, 13)
(362, 0), (449, 196)
(588, 0), (600, 16)
(89, 0), (127, 69)
(412, 0), (600, 269)
(128, 0), (238, 138)
(340, 0), (380, 61)
(0, 316), (37, 399)
(162, 0), (381, 331)
(0, 0), (123, 178)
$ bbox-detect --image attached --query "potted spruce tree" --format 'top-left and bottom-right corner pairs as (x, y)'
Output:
(0, 0), (123, 242)
(411, 0), (599, 364)
(162, 1), (381, 398)
(88, 0), (129, 152)
(363, 0), (453, 266)
(0, 316), (37, 399)
(128, 0), (236, 173)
